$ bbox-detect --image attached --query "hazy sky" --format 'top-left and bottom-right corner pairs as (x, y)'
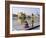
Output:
(12, 7), (40, 15)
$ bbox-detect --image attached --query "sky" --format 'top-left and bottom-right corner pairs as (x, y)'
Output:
(12, 7), (40, 15)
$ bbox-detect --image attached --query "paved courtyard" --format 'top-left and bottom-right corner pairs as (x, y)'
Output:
(12, 16), (40, 31)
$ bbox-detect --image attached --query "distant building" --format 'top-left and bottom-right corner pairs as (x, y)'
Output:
(12, 14), (18, 17)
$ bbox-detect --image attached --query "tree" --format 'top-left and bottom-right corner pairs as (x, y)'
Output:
(27, 16), (31, 20)
(19, 12), (26, 24)
(32, 13), (34, 28)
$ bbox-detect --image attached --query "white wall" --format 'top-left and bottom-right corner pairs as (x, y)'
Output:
(6, 0), (45, 3)
(0, 0), (46, 38)
(0, 0), (5, 37)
